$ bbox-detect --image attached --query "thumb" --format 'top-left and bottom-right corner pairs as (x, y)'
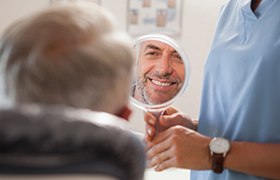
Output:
(159, 113), (179, 128)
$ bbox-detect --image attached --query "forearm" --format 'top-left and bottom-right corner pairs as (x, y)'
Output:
(224, 141), (280, 179)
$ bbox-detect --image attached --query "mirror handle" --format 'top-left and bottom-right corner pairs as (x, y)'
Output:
(148, 109), (166, 136)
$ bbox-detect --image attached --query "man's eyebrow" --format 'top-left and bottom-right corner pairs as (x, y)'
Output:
(143, 44), (178, 54)
(171, 50), (179, 54)
(144, 44), (161, 51)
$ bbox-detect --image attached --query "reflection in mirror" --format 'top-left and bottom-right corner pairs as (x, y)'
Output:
(132, 40), (185, 105)
(130, 34), (190, 112)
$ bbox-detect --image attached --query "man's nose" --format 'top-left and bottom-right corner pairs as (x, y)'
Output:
(155, 55), (173, 75)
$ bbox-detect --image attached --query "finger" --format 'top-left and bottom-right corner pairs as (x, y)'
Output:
(146, 133), (172, 160)
(154, 157), (175, 172)
(159, 106), (181, 128)
(145, 123), (156, 141)
(150, 128), (173, 144)
(160, 112), (190, 128)
(145, 128), (174, 153)
(144, 112), (156, 125)
(164, 106), (179, 115)
(159, 114), (176, 128)
(160, 113), (182, 127)
(149, 149), (171, 168)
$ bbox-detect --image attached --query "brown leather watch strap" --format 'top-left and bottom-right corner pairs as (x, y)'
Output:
(212, 153), (224, 173)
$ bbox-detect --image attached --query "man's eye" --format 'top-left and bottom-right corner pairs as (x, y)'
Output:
(171, 53), (183, 63)
(145, 51), (161, 58)
(145, 51), (159, 55)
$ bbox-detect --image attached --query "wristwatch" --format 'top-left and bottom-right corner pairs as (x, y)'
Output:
(209, 137), (230, 174)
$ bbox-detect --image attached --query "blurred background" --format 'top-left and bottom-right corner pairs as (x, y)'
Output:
(0, 0), (226, 179)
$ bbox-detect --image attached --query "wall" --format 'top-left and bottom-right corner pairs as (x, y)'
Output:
(0, 0), (49, 34)
(0, 1), (226, 179)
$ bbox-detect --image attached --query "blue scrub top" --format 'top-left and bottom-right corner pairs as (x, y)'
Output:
(192, 0), (280, 179)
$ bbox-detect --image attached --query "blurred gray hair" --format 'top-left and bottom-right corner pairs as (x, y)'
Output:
(0, 3), (134, 114)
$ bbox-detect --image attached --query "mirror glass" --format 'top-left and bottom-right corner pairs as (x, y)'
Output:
(130, 34), (190, 112)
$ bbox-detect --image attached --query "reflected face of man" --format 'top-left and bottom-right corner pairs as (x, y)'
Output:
(134, 40), (185, 105)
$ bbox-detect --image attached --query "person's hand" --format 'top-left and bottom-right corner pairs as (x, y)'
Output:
(144, 106), (197, 141)
(146, 126), (211, 171)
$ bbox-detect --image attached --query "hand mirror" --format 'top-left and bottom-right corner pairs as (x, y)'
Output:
(130, 34), (190, 119)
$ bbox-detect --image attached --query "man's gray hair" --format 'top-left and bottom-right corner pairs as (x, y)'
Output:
(0, 3), (134, 114)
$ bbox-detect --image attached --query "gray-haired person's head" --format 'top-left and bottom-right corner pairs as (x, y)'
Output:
(0, 3), (134, 115)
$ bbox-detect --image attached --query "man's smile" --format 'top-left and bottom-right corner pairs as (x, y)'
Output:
(146, 77), (178, 92)
(150, 79), (174, 87)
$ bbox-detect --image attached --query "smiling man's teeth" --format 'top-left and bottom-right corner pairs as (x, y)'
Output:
(151, 79), (172, 86)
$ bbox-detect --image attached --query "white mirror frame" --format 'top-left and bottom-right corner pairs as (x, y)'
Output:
(130, 33), (191, 112)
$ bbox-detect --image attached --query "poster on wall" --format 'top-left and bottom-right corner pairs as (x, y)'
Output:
(128, 0), (182, 37)
(50, 0), (101, 6)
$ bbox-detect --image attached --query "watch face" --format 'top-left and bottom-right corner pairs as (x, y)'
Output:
(209, 137), (230, 154)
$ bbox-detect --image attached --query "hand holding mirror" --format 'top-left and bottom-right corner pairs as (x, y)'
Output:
(130, 34), (190, 134)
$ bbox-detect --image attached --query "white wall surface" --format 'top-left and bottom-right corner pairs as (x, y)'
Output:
(0, 0), (49, 35)
(0, 0), (226, 179)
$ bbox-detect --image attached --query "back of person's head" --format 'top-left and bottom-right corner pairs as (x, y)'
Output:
(0, 3), (134, 116)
